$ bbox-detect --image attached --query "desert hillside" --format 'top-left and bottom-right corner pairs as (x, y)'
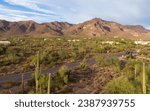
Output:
(0, 18), (150, 39)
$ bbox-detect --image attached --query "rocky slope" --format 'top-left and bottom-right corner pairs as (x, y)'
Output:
(0, 20), (73, 37)
(0, 18), (150, 38)
(64, 18), (150, 38)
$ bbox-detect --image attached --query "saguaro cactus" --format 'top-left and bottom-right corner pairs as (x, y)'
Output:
(47, 73), (51, 94)
(21, 73), (24, 93)
(134, 64), (137, 80)
(40, 84), (42, 94)
(35, 52), (40, 94)
(142, 62), (146, 94)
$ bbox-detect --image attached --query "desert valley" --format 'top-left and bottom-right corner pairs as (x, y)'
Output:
(0, 18), (150, 94)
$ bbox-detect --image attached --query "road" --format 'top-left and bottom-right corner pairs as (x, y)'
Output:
(0, 52), (126, 85)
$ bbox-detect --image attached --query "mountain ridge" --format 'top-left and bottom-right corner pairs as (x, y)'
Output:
(0, 18), (150, 39)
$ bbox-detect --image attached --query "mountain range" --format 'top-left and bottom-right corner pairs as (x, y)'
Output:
(0, 18), (150, 39)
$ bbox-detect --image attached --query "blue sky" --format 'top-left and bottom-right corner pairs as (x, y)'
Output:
(0, 0), (150, 28)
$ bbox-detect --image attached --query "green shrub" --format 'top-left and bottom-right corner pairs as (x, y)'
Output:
(96, 56), (120, 71)
(105, 77), (136, 94)
(96, 56), (104, 66)
(0, 45), (7, 55)
(2, 48), (20, 65)
(70, 51), (78, 61)
(58, 65), (70, 78)
(54, 65), (70, 86)
(79, 59), (88, 71)
(58, 50), (67, 60)
(78, 47), (87, 59)
(38, 75), (49, 94)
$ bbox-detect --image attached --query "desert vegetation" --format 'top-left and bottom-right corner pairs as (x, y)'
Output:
(0, 36), (150, 94)
(0, 37), (135, 75)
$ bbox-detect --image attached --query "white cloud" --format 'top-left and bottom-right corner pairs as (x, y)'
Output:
(62, 0), (150, 27)
(5, 0), (57, 15)
(0, 4), (63, 22)
(1, 0), (150, 28)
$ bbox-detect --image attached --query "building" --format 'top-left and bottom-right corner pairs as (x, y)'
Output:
(0, 41), (11, 45)
(134, 40), (150, 45)
(102, 41), (114, 45)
